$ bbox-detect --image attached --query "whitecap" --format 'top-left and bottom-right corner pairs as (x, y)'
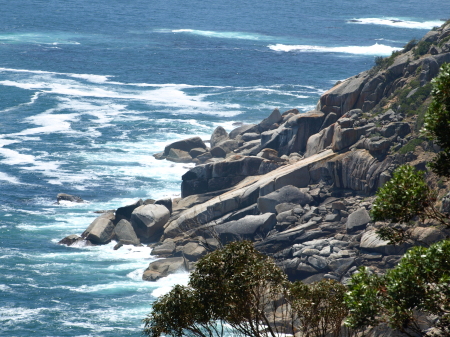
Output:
(157, 28), (274, 41)
(0, 172), (22, 184)
(268, 43), (400, 56)
(150, 272), (190, 298)
(347, 18), (443, 30)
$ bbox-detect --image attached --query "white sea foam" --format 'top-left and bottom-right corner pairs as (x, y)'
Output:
(347, 18), (443, 30)
(0, 32), (81, 45)
(0, 172), (22, 184)
(0, 284), (13, 292)
(150, 272), (190, 298)
(0, 307), (45, 324)
(268, 43), (400, 56)
(158, 28), (274, 41)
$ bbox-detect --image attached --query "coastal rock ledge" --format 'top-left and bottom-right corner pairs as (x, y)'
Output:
(60, 21), (450, 284)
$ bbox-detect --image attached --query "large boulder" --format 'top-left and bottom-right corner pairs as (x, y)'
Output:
(131, 204), (170, 242)
(210, 126), (229, 147)
(114, 219), (140, 246)
(346, 208), (371, 233)
(142, 257), (188, 281)
(214, 213), (277, 243)
(115, 199), (143, 222)
(229, 124), (257, 139)
(163, 136), (207, 157)
(257, 185), (314, 213)
(258, 108), (282, 132)
(360, 230), (409, 255)
(82, 212), (116, 244)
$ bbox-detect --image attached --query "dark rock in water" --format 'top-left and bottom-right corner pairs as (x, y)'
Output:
(115, 199), (143, 222)
(57, 193), (84, 204)
(163, 136), (207, 157)
(58, 234), (82, 246)
(143, 257), (188, 281)
(130, 204), (170, 242)
(210, 126), (229, 147)
(258, 185), (314, 214)
(155, 198), (172, 214)
(114, 219), (140, 246)
(82, 212), (116, 244)
(215, 213), (277, 244)
(153, 151), (165, 160)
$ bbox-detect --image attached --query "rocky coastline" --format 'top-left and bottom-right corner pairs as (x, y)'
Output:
(60, 22), (450, 284)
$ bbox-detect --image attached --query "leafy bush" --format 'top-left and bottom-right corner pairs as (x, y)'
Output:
(413, 40), (432, 57)
(345, 240), (450, 336)
(289, 279), (348, 337)
(422, 63), (450, 177)
(144, 241), (351, 337)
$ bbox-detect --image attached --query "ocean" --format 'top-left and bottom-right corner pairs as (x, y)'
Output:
(0, 0), (446, 335)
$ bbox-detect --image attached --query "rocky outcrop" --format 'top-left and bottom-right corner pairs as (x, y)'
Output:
(57, 193), (84, 203)
(130, 204), (171, 243)
(82, 212), (116, 244)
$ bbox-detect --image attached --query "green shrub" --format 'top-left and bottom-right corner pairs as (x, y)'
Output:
(413, 41), (432, 57)
(345, 240), (450, 336)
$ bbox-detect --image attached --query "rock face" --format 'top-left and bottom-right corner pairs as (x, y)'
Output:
(82, 212), (116, 244)
(72, 23), (450, 291)
(257, 185), (314, 214)
(114, 219), (140, 246)
(130, 204), (170, 242)
(215, 213), (277, 243)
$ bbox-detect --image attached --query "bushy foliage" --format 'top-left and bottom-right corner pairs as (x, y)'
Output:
(289, 279), (348, 337)
(371, 165), (431, 223)
(143, 241), (350, 337)
(143, 241), (290, 337)
(422, 63), (450, 177)
(345, 240), (450, 336)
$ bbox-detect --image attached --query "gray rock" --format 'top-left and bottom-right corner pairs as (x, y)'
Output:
(114, 219), (140, 246)
(155, 198), (172, 214)
(210, 146), (227, 158)
(163, 136), (207, 157)
(258, 108), (282, 132)
(82, 212), (116, 244)
(346, 208), (371, 233)
(301, 248), (320, 256)
(215, 213), (277, 243)
(210, 126), (229, 147)
(229, 124), (256, 139)
(241, 133), (261, 142)
(151, 241), (176, 257)
(360, 230), (409, 255)
(115, 199), (144, 222)
(57, 193), (84, 204)
(324, 213), (340, 222)
(167, 148), (192, 163)
(131, 204), (170, 242)
(58, 234), (82, 246)
(328, 257), (355, 274)
(331, 201), (346, 211)
(178, 241), (207, 261)
(142, 257), (188, 281)
(189, 148), (207, 158)
(258, 185), (314, 214)
(275, 202), (300, 214)
(308, 255), (328, 270)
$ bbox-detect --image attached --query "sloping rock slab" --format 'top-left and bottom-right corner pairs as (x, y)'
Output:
(131, 204), (170, 242)
(215, 213), (277, 243)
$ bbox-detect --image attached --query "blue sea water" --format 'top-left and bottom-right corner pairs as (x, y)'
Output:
(0, 0), (446, 335)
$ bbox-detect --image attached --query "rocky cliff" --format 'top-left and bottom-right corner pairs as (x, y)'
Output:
(61, 21), (450, 284)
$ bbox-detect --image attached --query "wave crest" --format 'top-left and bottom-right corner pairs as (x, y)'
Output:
(347, 18), (443, 30)
(268, 43), (400, 56)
